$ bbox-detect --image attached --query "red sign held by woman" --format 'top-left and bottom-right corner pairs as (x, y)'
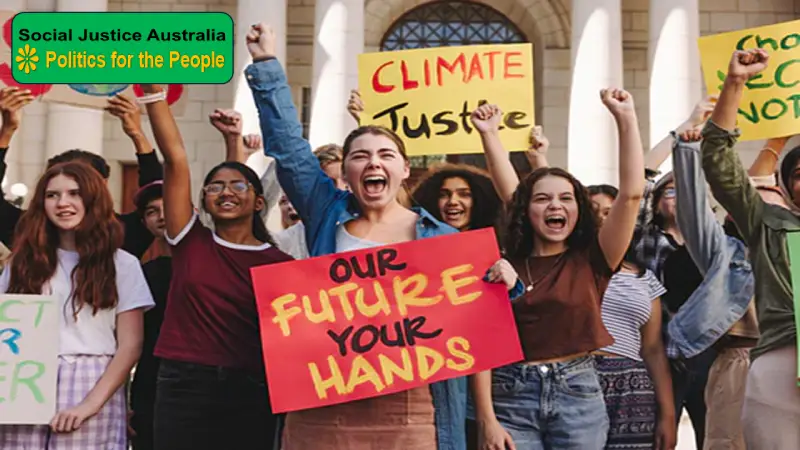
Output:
(251, 228), (523, 413)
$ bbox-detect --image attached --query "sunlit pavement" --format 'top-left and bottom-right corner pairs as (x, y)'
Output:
(677, 412), (698, 450)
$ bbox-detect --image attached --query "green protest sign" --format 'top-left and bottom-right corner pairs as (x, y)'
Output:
(784, 232), (800, 386)
(9, 12), (234, 84)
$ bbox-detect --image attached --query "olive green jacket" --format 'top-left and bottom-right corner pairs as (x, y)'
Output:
(701, 120), (799, 361)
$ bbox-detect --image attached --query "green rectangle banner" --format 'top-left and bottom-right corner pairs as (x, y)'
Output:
(784, 232), (800, 386)
(10, 12), (234, 84)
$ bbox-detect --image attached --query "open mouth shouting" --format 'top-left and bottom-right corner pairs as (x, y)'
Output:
(544, 213), (567, 231)
(362, 174), (388, 197)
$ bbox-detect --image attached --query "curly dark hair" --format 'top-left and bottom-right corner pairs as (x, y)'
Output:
(410, 164), (501, 231)
(504, 167), (597, 260)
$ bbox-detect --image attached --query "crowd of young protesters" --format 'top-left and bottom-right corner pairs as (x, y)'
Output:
(0, 21), (798, 450)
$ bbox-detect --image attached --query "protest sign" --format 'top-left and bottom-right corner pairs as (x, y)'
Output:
(698, 20), (800, 140)
(251, 228), (523, 413)
(358, 44), (534, 156)
(0, 294), (59, 424)
(0, 10), (188, 115)
(785, 233), (800, 386)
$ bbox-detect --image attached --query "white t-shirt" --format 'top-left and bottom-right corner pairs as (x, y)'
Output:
(0, 249), (155, 356)
(274, 222), (309, 260)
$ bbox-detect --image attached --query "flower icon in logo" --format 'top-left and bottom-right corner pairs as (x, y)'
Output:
(15, 44), (38, 74)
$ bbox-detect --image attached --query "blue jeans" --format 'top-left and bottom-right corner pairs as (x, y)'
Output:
(491, 356), (609, 450)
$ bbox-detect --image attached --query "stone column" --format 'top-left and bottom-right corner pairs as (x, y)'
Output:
(568, 0), (624, 186)
(235, 0), (286, 138)
(44, 0), (107, 159)
(308, 0), (364, 149)
(649, 0), (702, 172)
(236, 0), (287, 233)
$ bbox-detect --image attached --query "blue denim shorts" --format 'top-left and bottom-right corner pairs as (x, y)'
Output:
(488, 356), (609, 450)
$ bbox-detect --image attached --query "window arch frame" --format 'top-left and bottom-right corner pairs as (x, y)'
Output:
(380, 1), (528, 51)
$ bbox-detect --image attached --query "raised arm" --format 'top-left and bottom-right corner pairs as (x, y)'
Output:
(644, 97), (716, 173)
(209, 108), (246, 163)
(471, 104), (520, 203)
(748, 135), (790, 179)
(0, 87), (34, 248)
(673, 129), (725, 275)
(244, 23), (339, 226)
(347, 89), (363, 125)
(524, 125), (550, 170)
(598, 89), (645, 269)
(136, 86), (194, 239)
(701, 49), (769, 244)
(105, 94), (159, 258)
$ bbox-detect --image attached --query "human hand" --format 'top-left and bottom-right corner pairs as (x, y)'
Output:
(484, 259), (519, 291)
(106, 94), (144, 138)
(209, 109), (243, 137)
(470, 104), (503, 134)
(50, 402), (98, 433)
(246, 23), (276, 60)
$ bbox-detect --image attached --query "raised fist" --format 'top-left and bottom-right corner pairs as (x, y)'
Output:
(209, 109), (242, 136)
(246, 23), (276, 61)
(600, 88), (635, 120)
(470, 104), (503, 134)
(727, 49), (769, 82)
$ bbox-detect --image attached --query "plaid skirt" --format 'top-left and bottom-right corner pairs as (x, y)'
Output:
(595, 356), (657, 449)
(0, 355), (127, 450)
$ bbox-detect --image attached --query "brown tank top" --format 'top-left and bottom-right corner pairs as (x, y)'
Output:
(511, 241), (615, 361)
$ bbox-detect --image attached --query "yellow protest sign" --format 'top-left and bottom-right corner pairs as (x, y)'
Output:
(698, 20), (800, 141)
(358, 44), (534, 156)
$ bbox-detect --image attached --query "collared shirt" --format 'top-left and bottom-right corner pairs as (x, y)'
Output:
(245, 59), (467, 450)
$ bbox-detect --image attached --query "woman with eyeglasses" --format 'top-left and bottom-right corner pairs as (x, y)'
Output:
(133, 85), (293, 450)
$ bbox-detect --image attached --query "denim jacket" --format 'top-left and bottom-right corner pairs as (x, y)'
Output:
(246, 59), (467, 450)
(666, 136), (755, 359)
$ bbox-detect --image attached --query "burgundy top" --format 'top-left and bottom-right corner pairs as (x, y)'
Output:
(155, 214), (293, 373)
(511, 240), (615, 362)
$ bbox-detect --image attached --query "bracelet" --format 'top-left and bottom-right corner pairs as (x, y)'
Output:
(761, 147), (780, 159)
(136, 91), (167, 105)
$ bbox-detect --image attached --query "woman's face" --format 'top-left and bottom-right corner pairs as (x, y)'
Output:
(279, 193), (299, 229)
(527, 175), (579, 245)
(590, 193), (614, 227)
(437, 176), (473, 231)
(343, 133), (409, 210)
(44, 174), (85, 232)
(657, 182), (676, 223)
(203, 168), (263, 221)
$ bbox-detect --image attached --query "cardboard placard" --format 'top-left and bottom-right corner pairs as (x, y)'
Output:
(358, 43), (535, 156)
(0, 294), (59, 424)
(251, 228), (523, 413)
(698, 20), (800, 140)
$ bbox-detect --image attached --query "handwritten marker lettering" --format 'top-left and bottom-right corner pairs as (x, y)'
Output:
(251, 229), (524, 413)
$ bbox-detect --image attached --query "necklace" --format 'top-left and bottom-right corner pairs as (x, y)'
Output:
(524, 252), (566, 292)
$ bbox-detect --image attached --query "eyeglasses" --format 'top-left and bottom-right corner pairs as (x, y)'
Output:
(203, 180), (251, 195)
(663, 187), (676, 198)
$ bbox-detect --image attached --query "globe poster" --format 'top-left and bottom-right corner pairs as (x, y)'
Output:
(0, 10), (188, 115)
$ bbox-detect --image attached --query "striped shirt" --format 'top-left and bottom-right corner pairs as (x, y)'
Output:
(600, 270), (666, 361)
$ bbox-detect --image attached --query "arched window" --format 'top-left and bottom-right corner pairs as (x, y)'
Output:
(380, 1), (529, 170)
(381, 1), (526, 51)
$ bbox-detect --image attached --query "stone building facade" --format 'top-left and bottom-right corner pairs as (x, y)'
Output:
(2, 0), (799, 230)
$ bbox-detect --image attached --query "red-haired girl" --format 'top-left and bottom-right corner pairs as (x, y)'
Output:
(0, 161), (154, 449)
